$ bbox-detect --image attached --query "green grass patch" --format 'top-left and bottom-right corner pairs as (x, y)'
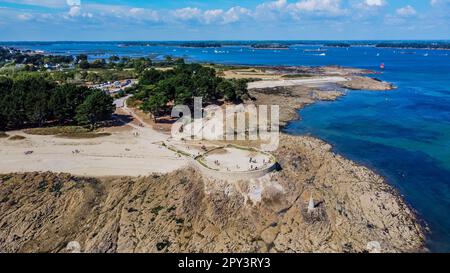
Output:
(196, 157), (220, 171)
(24, 126), (90, 136)
(57, 132), (111, 139)
(167, 145), (192, 157)
(282, 74), (314, 78)
(126, 97), (142, 108)
(24, 126), (111, 139)
(8, 135), (26, 141)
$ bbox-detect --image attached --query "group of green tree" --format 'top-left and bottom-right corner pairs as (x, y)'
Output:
(134, 63), (250, 118)
(0, 75), (114, 130)
(1, 47), (189, 79)
(74, 54), (183, 72)
(1, 47), (73, 69)
(0, 67), (137, 86)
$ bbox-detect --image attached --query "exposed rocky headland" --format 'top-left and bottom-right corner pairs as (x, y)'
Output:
(0, 65), (423, 253)
(0, 133), (424, 253)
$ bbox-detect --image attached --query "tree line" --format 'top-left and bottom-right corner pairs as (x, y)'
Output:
(134, 63), (250, 118)
(1, 47), (183, 74)
(1, 47), (73, 69)
(0, 75), (114, 131)
(75, 54), (183, 72)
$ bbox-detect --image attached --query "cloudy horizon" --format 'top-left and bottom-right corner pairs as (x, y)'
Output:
(0, 0), (449, 41)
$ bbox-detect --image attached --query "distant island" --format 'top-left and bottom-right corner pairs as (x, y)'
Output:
(375, 42), (450, 50)
(6, 40), (450, 51)
(251, 43), (290, 49)
(179, 42), (223, 48)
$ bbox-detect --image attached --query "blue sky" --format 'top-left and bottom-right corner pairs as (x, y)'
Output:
(0, 0), (449, 40)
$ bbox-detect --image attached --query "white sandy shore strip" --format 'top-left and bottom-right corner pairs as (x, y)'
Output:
(247, 76), (348, 89)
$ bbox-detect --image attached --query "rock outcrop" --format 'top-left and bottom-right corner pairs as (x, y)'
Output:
(0, 134), (424, 253)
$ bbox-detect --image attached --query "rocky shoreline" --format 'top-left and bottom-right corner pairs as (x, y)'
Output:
(0, 66), (425, 253)
(0, 134), (425, 253)
(246, 67), (395, 127)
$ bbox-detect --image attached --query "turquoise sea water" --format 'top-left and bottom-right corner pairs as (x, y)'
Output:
(3, 41), (450, 252)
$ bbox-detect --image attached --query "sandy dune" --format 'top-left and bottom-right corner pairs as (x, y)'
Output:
(247, 76), (348, 89)
(0, 126), (187, 177)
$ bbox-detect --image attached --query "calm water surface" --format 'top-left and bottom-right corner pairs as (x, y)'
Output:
(4, 41), (450, 252)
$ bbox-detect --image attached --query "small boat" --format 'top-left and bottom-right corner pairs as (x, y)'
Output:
(380, 63), (385, 70)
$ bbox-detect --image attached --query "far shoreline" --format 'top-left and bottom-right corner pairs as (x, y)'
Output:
(0, 58), (426, 252)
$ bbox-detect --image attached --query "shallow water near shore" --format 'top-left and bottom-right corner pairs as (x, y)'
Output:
(3, 41), (450, 252)
(283, 50), (450, 252)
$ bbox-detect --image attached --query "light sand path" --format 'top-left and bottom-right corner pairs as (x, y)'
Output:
(247, 76), (348, 89)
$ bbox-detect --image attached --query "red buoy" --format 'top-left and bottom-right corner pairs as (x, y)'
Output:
(380, 63), (385, 69)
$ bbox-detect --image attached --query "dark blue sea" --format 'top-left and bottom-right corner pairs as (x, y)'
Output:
(4, 41), (450, 252)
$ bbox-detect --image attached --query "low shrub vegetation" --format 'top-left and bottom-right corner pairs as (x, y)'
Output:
(8, 135), (26, 141)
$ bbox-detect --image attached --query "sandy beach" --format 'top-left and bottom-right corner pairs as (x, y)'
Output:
(247, 76), (348, 89)
(0, 126), (187, 177)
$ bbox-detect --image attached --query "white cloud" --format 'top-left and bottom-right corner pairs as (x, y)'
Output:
(170, 6), (250, 24)
(68, 4), (160, 22)
(353, 0), (388, 20)
(68, 6), (80, 17)
(3, 0), (445, 36)
(262, 0), (288, 10)
(66, 5), (92, 18)
(290, 0), (347, 16)
(431, 0), (441, 6)
(203, 9), (224, 24)
(430, 0), (450, 7)
(222, 7), (251, 24)
(2, 0), (65, 8)
(66, 0), (81, 6)
(17, 13), (33, 21)
(254, 0), (288, 21)
(129, 8), (144, 14)
(128, 7), (159, 21)
(364, 0), (387, 7)
(396, 5), (417, 17)
(172, 7), (202, 21)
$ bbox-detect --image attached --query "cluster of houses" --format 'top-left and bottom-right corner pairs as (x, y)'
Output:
(43, 63), (76, 70)
(91, 79), (136, 94)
